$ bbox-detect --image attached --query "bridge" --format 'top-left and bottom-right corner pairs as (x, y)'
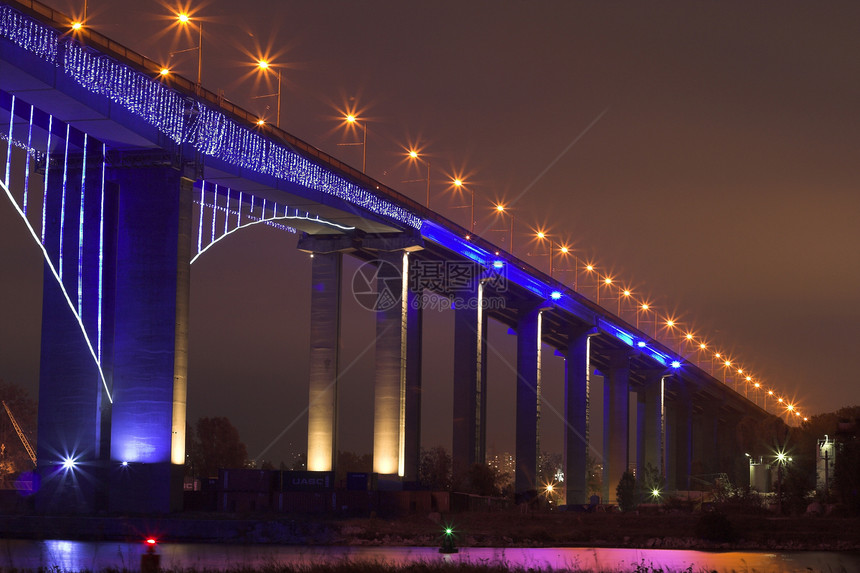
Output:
(2, 0), (775, 514)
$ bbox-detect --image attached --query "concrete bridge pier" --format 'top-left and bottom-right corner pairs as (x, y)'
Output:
(635, 371), (665, 486)
(665, 380), (693, 491)
(36, 156), (116, 514)
(107, 164), (192, 514)
(602, 349), (631, 503)
(697, 403), (720, 475)
(297, 236), (354, 473)
(563, 326), (595, 505)
(368, 247), (423, 481)
(514, 304), (542, 499)
(452, 268), (488, 481)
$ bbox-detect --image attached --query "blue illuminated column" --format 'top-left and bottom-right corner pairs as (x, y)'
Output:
(370, 248), (423, 480)
(635, 370), (665, 482)
(563, 325), (595, 505)
(36, 154), (116, 514)
(515, 303), (542, 498)
(602, 349), (631, 503)
(665, 380), (693, 491)
(452, 267), (488, 480)
(108, 164), (192, 514)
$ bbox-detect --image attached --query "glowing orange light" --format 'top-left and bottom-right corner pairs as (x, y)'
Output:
(685, 333), (693, 340)
(536, 231), (545, 239)
(641, 303), (649, 310)
(745, 376), (751, 381)
(496, 204), (506, 212)
(71, 21), (83, 30)
(737, 368), (743, 374)
(699, 343), (706, 350)
(560, 246), (569, 254)
(256, 119), (265, 126)
(754, 382), (761, 388)
(724, 360), (731, 367)
(346, 114), (357, 123)
(715, 353), (721, 358)
(408, 150), (419, 159)
(257, 59), (270, 70)
(464, 234), (471, 240)
(787, 404), (794, 411)
(453, 179), (462, 187)
(768, 390), (774, 395)
(586, 264), (594, 271)
(177, 13), (190, 23)
(604, 277), (612, 285)
(666, 320), (675, 328)
(623, 290), (631, 297)
(778, 397), (784, 403)
(159, 68), (170, 76)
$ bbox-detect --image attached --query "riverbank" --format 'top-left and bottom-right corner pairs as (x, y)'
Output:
(2, 511), (859, 552)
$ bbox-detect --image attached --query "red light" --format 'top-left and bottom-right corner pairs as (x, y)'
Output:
(145, 538), (157, 545)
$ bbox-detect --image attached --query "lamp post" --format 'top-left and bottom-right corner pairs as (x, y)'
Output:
(175, 12), (203, 88)
(406, 150), (431, 207)
(344, 114), (367, 172)
(452, 178), (473, 232)
(494, 204), (514, 253)
(255, 59), (282, 128)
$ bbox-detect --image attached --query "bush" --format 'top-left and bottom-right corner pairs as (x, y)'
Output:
(694, 512), (736, 542)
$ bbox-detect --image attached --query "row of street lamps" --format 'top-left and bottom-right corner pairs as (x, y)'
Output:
(67, 3), (806, 425)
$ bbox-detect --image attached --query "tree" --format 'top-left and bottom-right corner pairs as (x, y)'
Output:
(418, 446), (452, 490)
(190, 417), (248, 478)
(616, 470), (637, 512)
(462, 462), (499, 496)
(0, 379), (37, 483)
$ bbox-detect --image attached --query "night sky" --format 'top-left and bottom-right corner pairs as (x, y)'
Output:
(2, 1), (859, 466)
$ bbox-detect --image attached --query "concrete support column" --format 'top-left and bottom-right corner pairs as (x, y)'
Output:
(636, 372), (665, 481)
(372, 251), (422, 479)
(666, 382), (693, 491)
(109, 165), (192, 513)
(306, 251), (342, 473)
(602, 349), (630, 503)
(698, 403), (720, 475)
(515, 304), (542, 499)
(452, 269), (488, 479)
(36, 157), (116, 514)
(563, 326), (594, 505)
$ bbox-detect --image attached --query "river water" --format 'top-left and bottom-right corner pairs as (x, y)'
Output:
(1, 539), (858, 572)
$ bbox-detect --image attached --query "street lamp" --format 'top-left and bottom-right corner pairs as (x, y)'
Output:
(343, 114), (367, 172)
(494, 203), (514, 253)
(174, 11), (203, 87)
(254, 59), (282, 128)
(405, 149), (431, 207)
(451, 178), (474, 232)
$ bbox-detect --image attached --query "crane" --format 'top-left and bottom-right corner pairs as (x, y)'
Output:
(2, 400), (36, 467)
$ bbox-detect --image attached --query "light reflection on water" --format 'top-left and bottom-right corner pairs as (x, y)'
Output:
(0, 540), (857, 572)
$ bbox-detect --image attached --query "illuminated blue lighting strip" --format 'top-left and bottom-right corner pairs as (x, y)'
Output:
(1, 176), (111, 402)
(59, 124), (70, 281)
(22, 104), (33, 215)
(77, 134), (87, 315)
(237, 191), (243, 228)
(210, 185), (217, 244)
(223, 188), (230, 235)
(41, 115), (52, 243)
(4, 94), (13, 188)
(423, 219), (680, 369)
(97, 144), (105, 362)
(196, 181), (205, 255)
(63, 43), (185, 143)
(0, 6), (58, 62)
